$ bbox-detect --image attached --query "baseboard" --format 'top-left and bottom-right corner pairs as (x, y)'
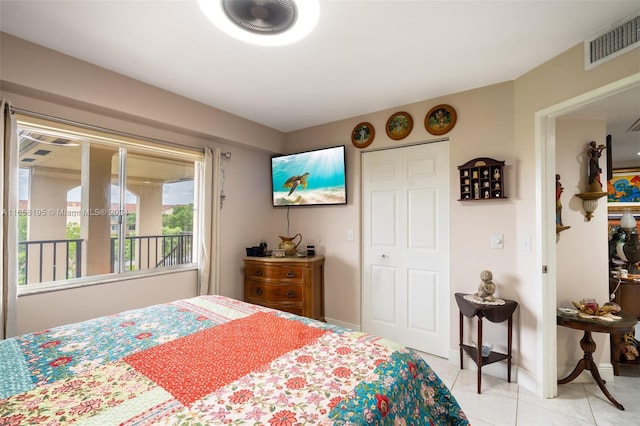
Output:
(317, 321), (618, 395)
(557, 363), (614, 384)
(447, 348), (519, 383)
(516, 365), (538, 395)
(447, 348), (535, 396)
(447, 349), (616, 395)
(325, 317), (360, 331)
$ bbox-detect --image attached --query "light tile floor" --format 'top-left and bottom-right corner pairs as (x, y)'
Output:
(418, 352), (640, 426)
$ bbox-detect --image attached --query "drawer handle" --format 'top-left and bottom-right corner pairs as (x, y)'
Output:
(255, 288), (263, 295)
(255, 269), (263, 277)
(287, 290), (296, 298)
(286, 271), (296, 278)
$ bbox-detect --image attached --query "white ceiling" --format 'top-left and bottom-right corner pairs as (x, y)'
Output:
(0, 0), (638, 162)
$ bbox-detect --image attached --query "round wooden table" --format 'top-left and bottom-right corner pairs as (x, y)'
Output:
(557, 310), (637, 410)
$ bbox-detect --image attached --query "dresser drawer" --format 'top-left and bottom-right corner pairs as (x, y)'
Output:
(246, 280), (303, 303)
(246, 263), (304, 282)
(243, 256), (325, 321)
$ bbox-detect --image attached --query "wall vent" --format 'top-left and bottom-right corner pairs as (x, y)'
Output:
(628, 117), (640, 132)
(584, 11), (639, 70)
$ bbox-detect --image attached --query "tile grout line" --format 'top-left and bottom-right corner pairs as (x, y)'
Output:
(513, 383), (519, 425)
(583, 383), (598, 426)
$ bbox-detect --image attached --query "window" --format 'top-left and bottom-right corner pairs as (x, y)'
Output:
(16, 116), (202, 290)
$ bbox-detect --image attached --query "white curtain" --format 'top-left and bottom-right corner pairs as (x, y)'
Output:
(198, 147), (222, 295)
(1, 100), (19, 339)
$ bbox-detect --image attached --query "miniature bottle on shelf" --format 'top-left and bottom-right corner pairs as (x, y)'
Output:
(474, 182), (480, 199)
(493, 169), (500, 180)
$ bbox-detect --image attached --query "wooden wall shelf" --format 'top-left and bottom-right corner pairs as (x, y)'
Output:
(458, 157), (506, 201)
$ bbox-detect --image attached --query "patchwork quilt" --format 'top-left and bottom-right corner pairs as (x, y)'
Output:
(1, 295), (468, 425)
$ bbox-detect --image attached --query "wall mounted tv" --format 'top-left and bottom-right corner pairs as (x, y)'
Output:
(271, 145), (347, 207)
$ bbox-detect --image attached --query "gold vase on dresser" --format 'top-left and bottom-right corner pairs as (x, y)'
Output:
(244, 255), (325, 321)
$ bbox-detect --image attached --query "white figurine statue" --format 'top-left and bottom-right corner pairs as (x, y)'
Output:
(474, 270), (496, 302)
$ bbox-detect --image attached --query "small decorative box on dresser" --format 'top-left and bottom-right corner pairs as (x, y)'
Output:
(244, 255), (325, 321)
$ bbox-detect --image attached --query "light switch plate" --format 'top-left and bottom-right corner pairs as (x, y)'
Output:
(491, 233), (504, 249)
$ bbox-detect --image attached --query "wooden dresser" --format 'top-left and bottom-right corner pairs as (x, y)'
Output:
(244, 255), (325, 321)
(609, 276), (640, 374)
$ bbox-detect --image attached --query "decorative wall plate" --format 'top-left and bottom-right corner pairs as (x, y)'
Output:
(351, 122), (375, 148)
(386, 111), (413, 140)
(425, 104), (457, 135)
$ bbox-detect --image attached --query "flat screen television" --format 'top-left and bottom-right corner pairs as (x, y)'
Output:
(271, 145), (347, 207)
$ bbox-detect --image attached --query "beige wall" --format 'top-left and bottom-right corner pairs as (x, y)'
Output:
(285, 43), (639, 383)
(555, 118), (610, 377)
(511, 44), (639, 381)
(17, 270), (198, 333)
(1, 32), (282, 334)
(2, 31), (639, 390)
(0, 33), (285, 153)
(285, 81), (518, 340)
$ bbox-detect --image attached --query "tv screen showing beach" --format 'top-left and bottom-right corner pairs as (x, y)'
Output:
(271, 145), (347, 207)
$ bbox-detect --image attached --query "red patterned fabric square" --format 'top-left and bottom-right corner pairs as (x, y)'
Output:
(124, 312), (326, 405)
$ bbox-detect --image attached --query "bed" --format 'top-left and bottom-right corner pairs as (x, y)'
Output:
(1, 295), (468, 425)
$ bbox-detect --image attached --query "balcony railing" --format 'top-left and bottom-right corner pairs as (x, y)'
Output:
(18, 233), (193, 285)
(18, 239), (83, 285)
(110, 233), (193, 272)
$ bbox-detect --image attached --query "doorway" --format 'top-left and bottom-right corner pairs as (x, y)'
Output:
(361, 141), (450, 356)
(536, 74), (640, 398)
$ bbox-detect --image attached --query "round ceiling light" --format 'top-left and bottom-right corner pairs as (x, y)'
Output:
(198, 0), (319, 46)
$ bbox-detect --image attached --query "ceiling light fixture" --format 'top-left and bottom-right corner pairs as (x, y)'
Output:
(198, 0), (319, 46)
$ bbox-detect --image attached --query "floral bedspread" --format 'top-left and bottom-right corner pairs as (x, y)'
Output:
(0, 295), (468, 425)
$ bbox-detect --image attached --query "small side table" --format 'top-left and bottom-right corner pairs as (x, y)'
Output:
(557, 309), (637, 410)
(455, 292), (518, 394)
